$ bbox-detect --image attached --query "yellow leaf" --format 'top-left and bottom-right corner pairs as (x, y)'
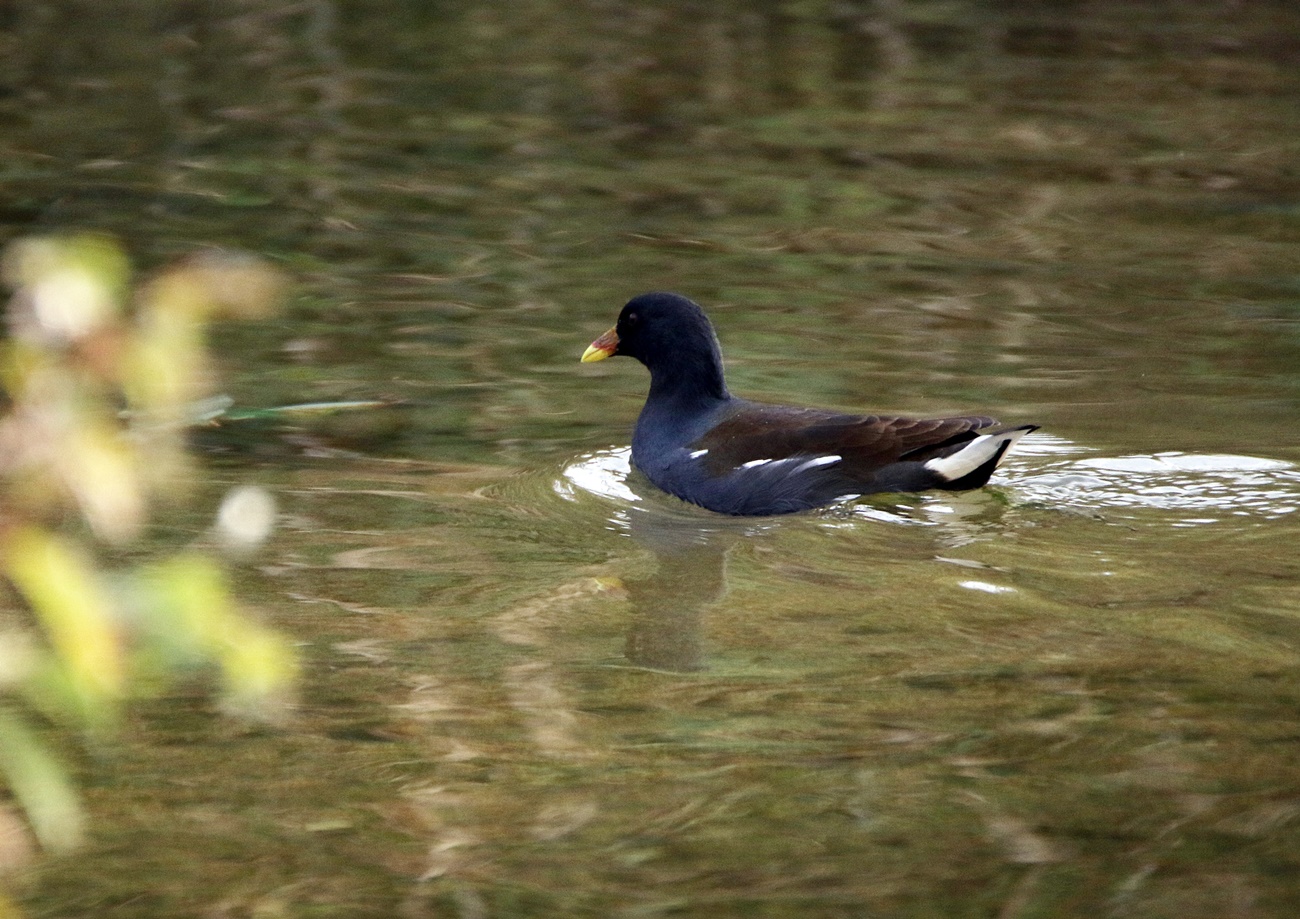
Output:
(0, 527), (124, 719)
(0, 708), (84, 852)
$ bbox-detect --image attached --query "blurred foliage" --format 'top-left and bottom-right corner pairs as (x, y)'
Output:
(0, 235), (297, 879)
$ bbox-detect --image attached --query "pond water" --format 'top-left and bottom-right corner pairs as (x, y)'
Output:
(4, 1), (1300, 916)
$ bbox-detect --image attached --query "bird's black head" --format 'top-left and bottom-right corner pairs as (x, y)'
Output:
(613, 292), (718, 364)
(582, 292), (728, 401)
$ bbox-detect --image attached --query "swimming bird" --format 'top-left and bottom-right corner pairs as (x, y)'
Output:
(581, 292), (1036, 516)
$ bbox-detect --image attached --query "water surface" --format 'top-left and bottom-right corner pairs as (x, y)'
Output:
(3, 2), (1300, 917)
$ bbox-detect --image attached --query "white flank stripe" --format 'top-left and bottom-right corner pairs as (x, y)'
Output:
(688, 449), (709, 459)
(793, 454), (842, 473)
(741, 458), (774, 469)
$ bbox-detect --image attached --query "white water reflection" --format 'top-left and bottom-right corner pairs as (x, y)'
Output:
(554, 446), (637, 504)
(1010, 450), (1300, 523)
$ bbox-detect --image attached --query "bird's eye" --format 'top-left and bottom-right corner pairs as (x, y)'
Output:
(625, 312), (638, 325)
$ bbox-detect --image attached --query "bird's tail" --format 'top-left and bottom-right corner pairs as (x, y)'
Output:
(924, 425), (1038, 490)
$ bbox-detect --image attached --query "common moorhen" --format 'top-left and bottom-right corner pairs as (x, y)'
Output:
(581, 292), (1037, 516)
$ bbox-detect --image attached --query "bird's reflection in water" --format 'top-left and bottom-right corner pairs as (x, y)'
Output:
(619, 505), (753, 673)
(559, 446), (754, 672)
(563, 444), (1064, 673)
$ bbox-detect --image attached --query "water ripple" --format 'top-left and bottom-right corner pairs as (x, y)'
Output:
(558, 442), (1300, 528)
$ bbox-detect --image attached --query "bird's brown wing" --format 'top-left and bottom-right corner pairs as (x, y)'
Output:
(694, 402), (998, 480)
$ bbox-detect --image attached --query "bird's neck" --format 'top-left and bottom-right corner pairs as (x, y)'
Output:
(644, 330), (729, 406)
(645, 358), (728, 411)
(634, 355), (729, 456)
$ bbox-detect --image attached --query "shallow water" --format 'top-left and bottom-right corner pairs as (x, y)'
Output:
(4, 1), (1300, 917)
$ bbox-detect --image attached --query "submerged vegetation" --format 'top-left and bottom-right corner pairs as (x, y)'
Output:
(0, 235), (296, 888)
